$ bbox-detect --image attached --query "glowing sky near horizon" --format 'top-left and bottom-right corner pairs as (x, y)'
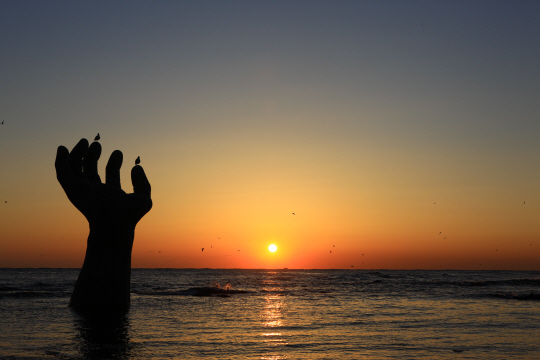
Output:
(0, 1), (539, 269)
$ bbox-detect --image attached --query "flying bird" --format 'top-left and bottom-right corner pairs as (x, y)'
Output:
(292, 213), (295, 215)
(135, 156), (140, 165)
(351, 265), (354, 268)
(202, 248), (204, 252)
(94, 133), (100, 141)
(333, 245), (335, 247)
(1, 121), (4, 125)
(330, 250), (332, 253)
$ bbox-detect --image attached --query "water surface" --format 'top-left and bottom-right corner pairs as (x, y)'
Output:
(1, 269), (539, 359)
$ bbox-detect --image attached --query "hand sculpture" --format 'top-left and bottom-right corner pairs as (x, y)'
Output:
(55, 138), (152, 311)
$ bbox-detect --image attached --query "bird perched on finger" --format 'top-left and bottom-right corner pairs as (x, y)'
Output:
(135, 156), (140, 165)
(94, 133), (100, 141)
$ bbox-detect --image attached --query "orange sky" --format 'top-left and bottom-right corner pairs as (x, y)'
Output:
(1, 2), (539, 269)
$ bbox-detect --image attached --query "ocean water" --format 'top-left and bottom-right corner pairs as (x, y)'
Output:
(1, 269), (539, 359)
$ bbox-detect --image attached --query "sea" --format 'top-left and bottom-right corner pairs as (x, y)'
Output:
(1, 269), (540, 359)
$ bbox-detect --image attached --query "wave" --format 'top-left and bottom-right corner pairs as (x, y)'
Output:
(368, 271), (392, 278)
(486, 292), (540, 301)
(440, 277), (540, 288)
(466, 278), (540, 286)
(0, 290), (69, 299)
(133, 286), (253, 298)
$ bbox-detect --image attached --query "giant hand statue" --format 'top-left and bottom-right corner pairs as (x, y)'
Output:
(55, 138), (152, 311)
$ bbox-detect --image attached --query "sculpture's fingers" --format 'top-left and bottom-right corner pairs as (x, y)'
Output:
(106, 150), (123, 188)
(69, 139), (89, 178)
(55, 145), (70, 186)
(83, 141), (102, 183)
(131, 165), (151, 196)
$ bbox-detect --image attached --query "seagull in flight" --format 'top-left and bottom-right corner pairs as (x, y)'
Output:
(292, 213), (295, 215)
(135, 156), (141, 165)
(94, 133), (100, 141)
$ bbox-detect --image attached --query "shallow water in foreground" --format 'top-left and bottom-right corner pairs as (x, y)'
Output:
(1, 269), (540, 359)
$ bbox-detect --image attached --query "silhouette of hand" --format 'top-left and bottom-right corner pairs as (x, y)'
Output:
(55, 138), (152, 310)
(55, 138), (152, 230)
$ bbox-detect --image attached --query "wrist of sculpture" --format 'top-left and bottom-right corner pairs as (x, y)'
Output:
(69, 225), (136, 312)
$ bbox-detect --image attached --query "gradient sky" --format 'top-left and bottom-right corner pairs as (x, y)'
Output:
(1, 1), (539, 269)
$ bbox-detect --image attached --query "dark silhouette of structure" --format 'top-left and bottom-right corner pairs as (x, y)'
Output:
(135, 156), (140, 165)
(94, 133), (100, 141)
(55, 138), (152, 311)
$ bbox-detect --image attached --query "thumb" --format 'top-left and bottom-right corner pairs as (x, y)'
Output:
(131, 165), (151, 196)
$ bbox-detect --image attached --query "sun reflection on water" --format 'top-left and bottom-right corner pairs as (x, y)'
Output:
(260, 272), (288, 359)
(262, 294), (284, 329)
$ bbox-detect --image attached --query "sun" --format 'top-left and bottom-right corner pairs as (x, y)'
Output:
(268, 244), (277, 253)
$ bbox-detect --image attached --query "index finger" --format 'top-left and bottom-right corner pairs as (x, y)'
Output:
(69, 139), (89, 178)
(83, 142), (102, 183)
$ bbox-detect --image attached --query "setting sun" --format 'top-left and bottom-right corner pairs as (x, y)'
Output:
(268, 244), (277, 253)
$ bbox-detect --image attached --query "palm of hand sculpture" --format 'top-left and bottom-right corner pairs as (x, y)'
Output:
(55, 138), (152, 312)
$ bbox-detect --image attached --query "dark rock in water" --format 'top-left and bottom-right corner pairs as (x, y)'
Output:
(515, 292), (540, 301)
(188, 287), (248, 297)
(492, 292), (540, 301)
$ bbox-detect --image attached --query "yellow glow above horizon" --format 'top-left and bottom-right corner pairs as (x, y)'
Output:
(268, 244), (277, 253)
